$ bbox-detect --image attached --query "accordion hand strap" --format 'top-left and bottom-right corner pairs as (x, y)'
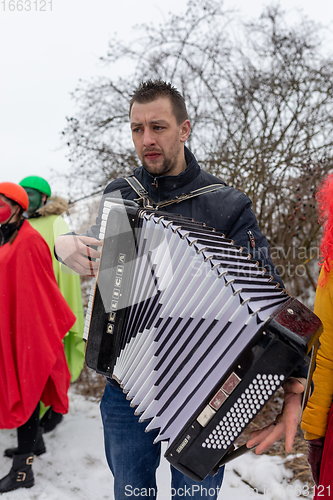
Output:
(125, 175), (226, 210)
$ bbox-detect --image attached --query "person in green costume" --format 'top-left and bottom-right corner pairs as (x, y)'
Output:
(18, 176), (85, 439)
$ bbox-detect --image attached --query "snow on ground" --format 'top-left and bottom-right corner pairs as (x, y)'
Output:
(0, 389), (313, 500)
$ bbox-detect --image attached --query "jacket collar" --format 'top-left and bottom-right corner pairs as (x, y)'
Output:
(134, 147), (201, 196)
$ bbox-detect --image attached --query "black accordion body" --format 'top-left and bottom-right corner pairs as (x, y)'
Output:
(84, 199), (321, 481)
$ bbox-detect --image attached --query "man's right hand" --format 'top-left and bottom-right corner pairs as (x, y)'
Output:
(55, 235), (102, 276)
(246, 377), (306, 455)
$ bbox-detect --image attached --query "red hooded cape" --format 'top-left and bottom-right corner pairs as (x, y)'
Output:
(0, 220), (76, 428)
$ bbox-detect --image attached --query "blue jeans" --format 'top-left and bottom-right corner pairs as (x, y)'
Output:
(100, 382), (224, 499)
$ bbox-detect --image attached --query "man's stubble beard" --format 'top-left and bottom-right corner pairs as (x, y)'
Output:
(141, 141), (181, 177)
(142, 156), (176, 177)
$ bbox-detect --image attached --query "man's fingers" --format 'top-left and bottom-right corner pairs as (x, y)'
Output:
(62, 246), (100, 276)
(283, 412), (298, 454)
(75, 236), (102, 246)
(247, 422), (286, 455)
(55, 234), (102, 274)
(85, 243), (101, 260)
(73, 237), (101, 259)
(245, 379), (304, 457)
(247, 423), (282, 452)
(283, 377), (306, 394)
(75, 254), (99, 272)
(68, 259), (99, 276)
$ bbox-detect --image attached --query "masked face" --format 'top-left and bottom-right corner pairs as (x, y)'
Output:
(24, 187), (43, 215)
(0, 198), (12, 224)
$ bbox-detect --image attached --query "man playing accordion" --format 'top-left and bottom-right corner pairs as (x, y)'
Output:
(55, 80), (308, 500)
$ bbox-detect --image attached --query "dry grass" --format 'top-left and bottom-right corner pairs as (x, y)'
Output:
(73, 363), (106, 401)
(73, 367), (314, 487)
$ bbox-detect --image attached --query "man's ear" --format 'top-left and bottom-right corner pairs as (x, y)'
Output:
(42, 194), (48, 205)
(180, 120), (191, 143)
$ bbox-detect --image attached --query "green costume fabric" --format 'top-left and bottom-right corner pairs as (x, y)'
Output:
(28, 211), (85, 383)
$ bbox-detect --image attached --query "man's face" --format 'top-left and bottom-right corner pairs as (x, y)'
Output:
(130, 97), (190, 177)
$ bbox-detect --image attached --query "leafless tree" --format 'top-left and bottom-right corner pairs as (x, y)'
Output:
(62, 0), (333, 302)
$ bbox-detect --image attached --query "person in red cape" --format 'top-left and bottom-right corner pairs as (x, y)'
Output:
(0, 182), (75, 493)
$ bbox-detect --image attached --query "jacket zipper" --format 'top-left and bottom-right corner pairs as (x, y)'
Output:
(247, 230), (256, 248)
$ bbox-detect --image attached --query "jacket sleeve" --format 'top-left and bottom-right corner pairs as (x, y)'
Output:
(225, 200), (284, 287)
(301, 270), (333, 439)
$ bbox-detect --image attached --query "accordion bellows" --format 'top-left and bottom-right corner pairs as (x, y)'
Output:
(84, 199), (321, 481)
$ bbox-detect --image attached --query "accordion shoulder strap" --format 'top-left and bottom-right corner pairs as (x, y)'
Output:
(125, 175), (226, 210)
(125, 176), (156, 208)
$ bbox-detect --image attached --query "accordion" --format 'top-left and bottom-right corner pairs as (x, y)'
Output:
(84, 199), (321, 481)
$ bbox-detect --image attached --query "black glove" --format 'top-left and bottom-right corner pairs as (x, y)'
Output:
(307, 437), (325, 487)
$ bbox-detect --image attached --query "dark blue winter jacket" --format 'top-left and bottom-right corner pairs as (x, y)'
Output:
(89, 146), (310, 382)
(89, 146), (283, 286)
(81, 145), (309, 385)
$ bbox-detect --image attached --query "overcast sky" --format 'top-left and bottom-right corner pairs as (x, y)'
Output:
(1, 0), (333, 196)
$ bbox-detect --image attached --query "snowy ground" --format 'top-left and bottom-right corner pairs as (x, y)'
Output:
(0, 389), (314, 500)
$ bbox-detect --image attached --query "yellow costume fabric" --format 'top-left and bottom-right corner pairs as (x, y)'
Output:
(28, 210), (85, 383)
(301, 268), (333, 440)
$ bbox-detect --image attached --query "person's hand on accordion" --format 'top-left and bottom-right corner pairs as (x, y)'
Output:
(54, 234), (102, 276)
(246, 376), (306, 455)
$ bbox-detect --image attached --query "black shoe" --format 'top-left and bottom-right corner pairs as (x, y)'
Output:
(0, 453), (34, 492)
(40, 407), (63, 433)
(4, 427), (46, 458)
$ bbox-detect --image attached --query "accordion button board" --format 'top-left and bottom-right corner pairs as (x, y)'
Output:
(84, 199), (322, 481)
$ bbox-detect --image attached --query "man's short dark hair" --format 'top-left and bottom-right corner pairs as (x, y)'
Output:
(129, 80), (188, 125)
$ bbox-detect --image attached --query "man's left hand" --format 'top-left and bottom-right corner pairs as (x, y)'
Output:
(246, 377), (306, 455)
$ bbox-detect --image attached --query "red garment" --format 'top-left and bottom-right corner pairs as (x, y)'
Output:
(0, 220), (76, 428)
(314, 403), (333, 499)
